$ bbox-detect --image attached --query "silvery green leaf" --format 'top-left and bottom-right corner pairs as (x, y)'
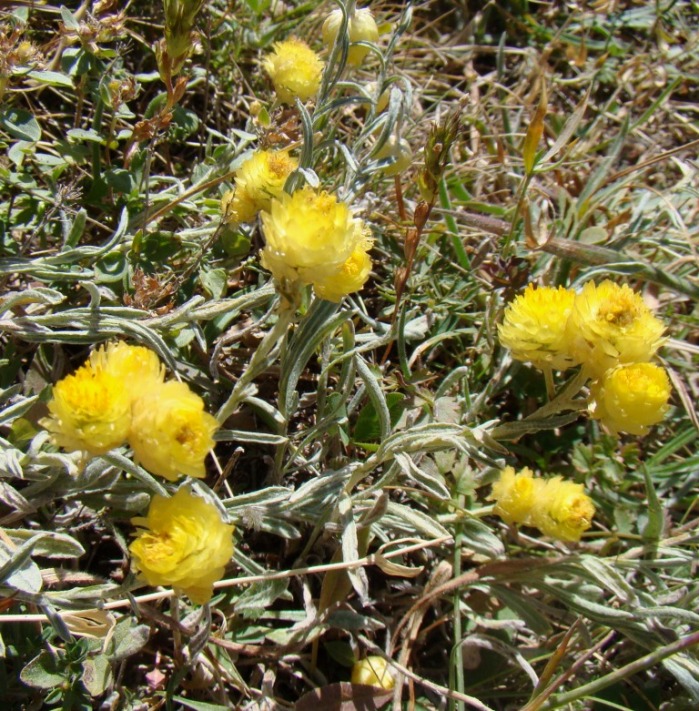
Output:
(235, 579), (290, 619)
(460, 518), (504, 558)
(385, 501), (450, 539)
(108, 619), (150, 661)
(339, 493), (369, 603)
(7, 530), (84, 559)
(663, 656), (699, 701)
(0, 481), (33, 514)
(0, 536), (42, 593)
(394, 452), (450, 499)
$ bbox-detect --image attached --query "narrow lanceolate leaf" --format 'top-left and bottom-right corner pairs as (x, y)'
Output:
(0, 536), (43, 593)
(522, 82), (548, 175)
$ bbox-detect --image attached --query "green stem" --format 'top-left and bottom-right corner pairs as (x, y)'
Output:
(91, 96), (105, 185)
(449, 481), (467, 711)
(215, 297), (293, 424)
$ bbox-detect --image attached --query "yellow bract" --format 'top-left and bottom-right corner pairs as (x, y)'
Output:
(41, 362), (132, 456)
(221, 149), (298, 225)
(322, 7), (379, 67)
(498, 284), (577, 370)
(263, 38), (324, 104)
(489, 466), (595, 542)
(129, 487), (234, 604)
(130, 381), (219, 482)
(590, 362), (671, 435)
(565, 280), (665, 377)
(351, 656), (395, 690)
(260, 186), (372, 300)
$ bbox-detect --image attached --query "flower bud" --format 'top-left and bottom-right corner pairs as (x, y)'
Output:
(374, 136), (413, 176)
(351, 656), (395, 690)
(322, 7), (379, 67)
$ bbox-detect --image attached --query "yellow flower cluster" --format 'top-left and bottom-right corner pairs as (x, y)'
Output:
(489, 466), (595, 542)
(41, 342), (219, 481)
(260, 186), (373, 302)
(499, 280), (670, 435)
(221, 149), (298, 225)
(263, 38), (324, 104)
(322, 6), (380, 67)
(565, 280), (665, 377)
(129, 487), (234, 604)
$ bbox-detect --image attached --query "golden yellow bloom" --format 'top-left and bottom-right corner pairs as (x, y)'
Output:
(498, 284), (577, 370)
(488, 466), (543, 526)
(490, 467), (595, 542)
(221, 149), (298, 225)
(260, 187), (370, 292)
(129, 381), (219, 481)
(351, 656), (395, 690)
(312, 244), (372, 302)
(565, 280), (665, 377)
(129, 487), (234, 604)
(531, 476), (596, 542)
(41, 362), (132, 456)
(590, 362), (671, 435)
(263, 38), (324, 104)
(322, 7), (380, 67)
(90, 341), (165, 395)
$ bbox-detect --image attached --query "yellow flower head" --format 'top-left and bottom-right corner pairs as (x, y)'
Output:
(41, 361), (132, 456)
(590, 362), (671, 436)
(90, 341), (165, 395)
(322, 7), (380, 67)
(531, 476), (596, 542)
(221, 149), (298, 225)
(263, 38), (324, 104)
(312, 244), (373, 302)
(129, 381), (219, 481)
(351, 656), (395, 690)
(565, 280), (665, 377)
(490, 467), (595, 542)
(129, 487), (234, 604)
(260, 187), (370, 291)
(488, 466), (544, 526)
(498, 284), (577, 370)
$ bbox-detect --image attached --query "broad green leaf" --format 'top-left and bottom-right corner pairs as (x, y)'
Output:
(20, 651), (65, 690)
(108, 619), (150, 661)
(0, 108), (41, 142)
(81, 655), (113, 696)
(353, 392), (405, 447)
(27, 70), (74, 88)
